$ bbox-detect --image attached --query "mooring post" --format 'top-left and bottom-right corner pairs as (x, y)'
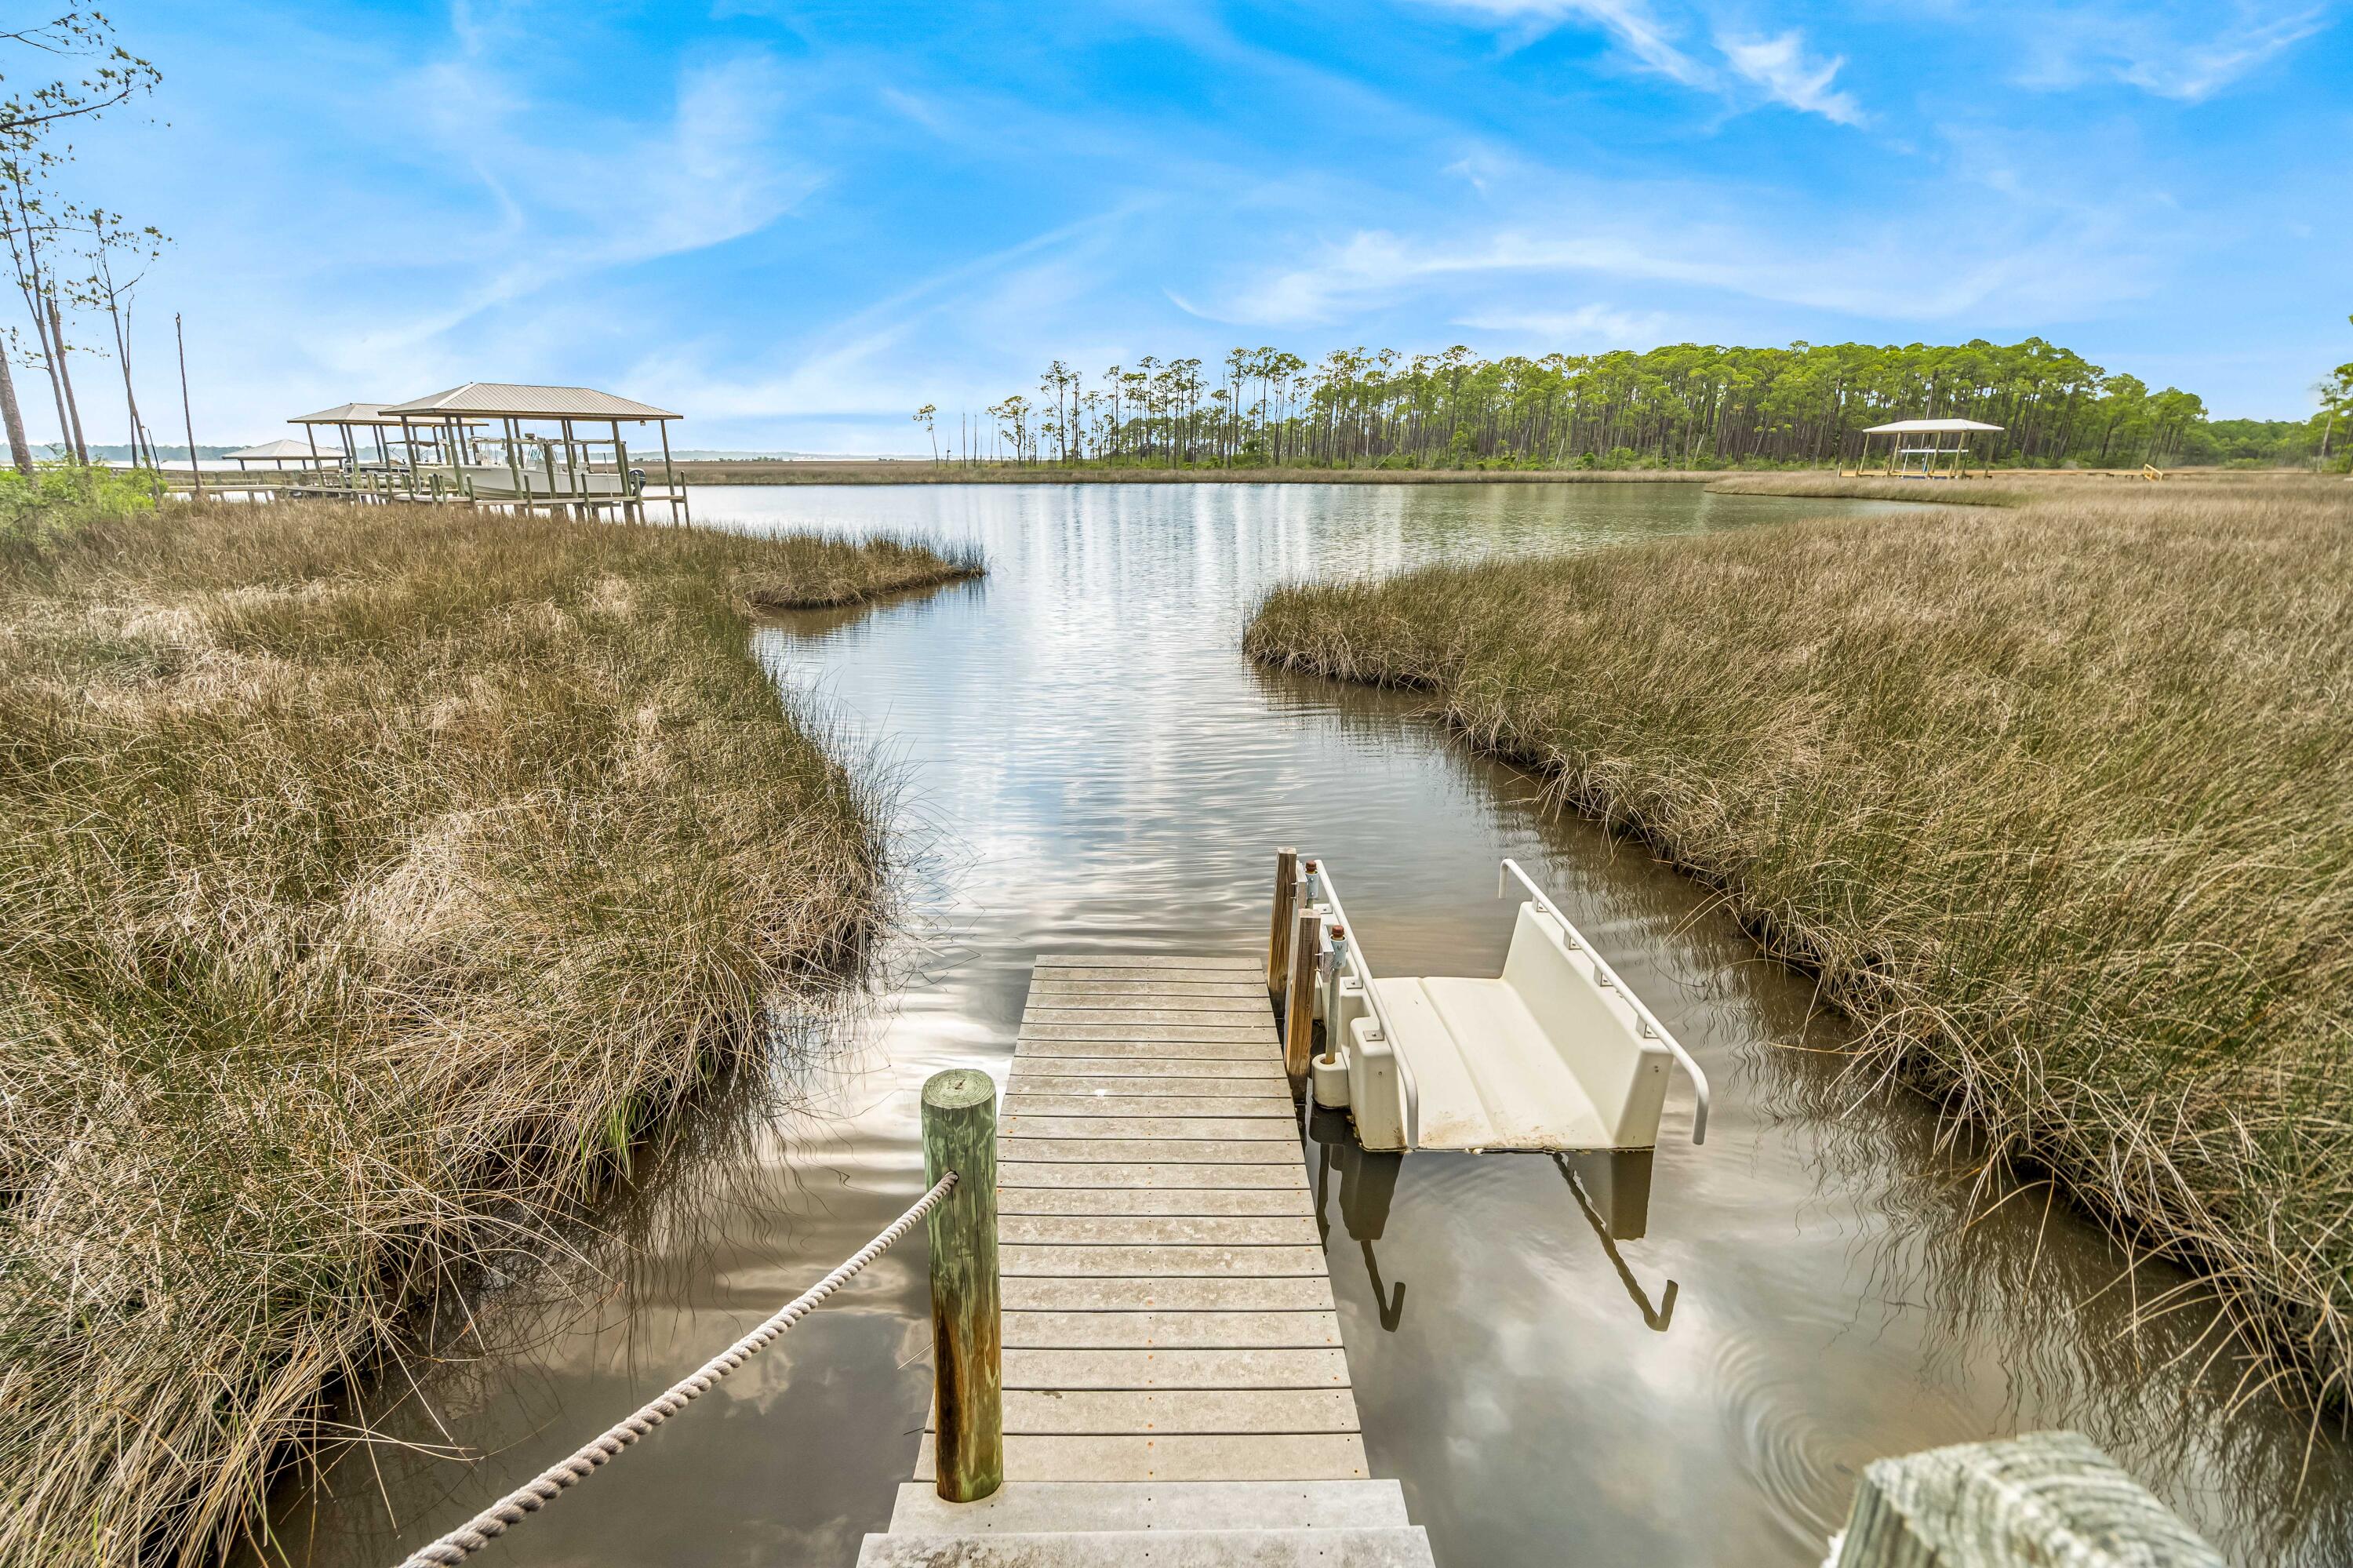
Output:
(1831, 1431), (2221, 1568)
(1285, 903), (1320, 1087)
(1266, 846), (1299, 996)
(921, 1068), (1002, 1503)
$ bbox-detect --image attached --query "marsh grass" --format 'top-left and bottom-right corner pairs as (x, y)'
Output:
(1705, 474), (2036, 506)
(0, 500), (976, 1566)
(1246, 481), (2353, 1408)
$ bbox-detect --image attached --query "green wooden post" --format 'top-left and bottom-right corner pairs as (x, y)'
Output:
(922, 1068), (1002, 1503)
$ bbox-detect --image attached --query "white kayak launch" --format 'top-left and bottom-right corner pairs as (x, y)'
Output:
(1272, 856), (1710, 1155)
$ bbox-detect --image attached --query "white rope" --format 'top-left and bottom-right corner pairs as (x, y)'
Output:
(396, 1172), (957, 1568)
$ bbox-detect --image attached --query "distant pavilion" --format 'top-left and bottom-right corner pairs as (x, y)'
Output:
(379, 383), (686, 523)
(1854, 418), (2004, 479)
(223, 438), (329, 470)
(278, 384), (686, 522)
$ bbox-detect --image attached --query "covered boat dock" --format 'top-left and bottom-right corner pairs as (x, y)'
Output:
(221, 384), (692, 522)
(1849, 417), (2003, 479)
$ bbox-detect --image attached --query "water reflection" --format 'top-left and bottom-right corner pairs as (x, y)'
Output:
(1558, 1151), (1679, 1331)
(1309, 1108), (1408, 1333)
(256, 482), (2349, 1568)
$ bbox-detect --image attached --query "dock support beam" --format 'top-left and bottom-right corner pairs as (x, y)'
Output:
(921, 1068), (1002, 1504)
(1285, 903), (1319, 1089)
(1830, 1431), (2221, 1568)
(1266, 846), (1298, 995)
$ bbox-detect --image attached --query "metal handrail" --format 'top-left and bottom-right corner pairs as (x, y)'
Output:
(1303, 861), (1421, 1151)
(1498, 858), (1710, 1144)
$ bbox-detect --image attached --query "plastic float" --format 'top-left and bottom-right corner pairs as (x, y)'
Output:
(1271, 854), (1709, 1155)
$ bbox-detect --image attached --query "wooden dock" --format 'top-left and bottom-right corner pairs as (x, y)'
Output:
(860, 955), (1436, 1566)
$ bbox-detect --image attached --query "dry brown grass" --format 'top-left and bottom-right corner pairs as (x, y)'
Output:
(1247, 479), (2353, 1406)
(1705, 470), (2341, 508)
(0, 500), (977, 1566)
(1705, 473), (2036, 506)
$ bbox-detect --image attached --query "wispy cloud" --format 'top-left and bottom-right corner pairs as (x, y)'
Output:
(1415, 0), (1714, 86)
(1453, 303), (1671, 344)
(1424, 2), (1871, 125)
(1715, 29), (1864, 125)
(1205, 198), (2153, 329)
(2013, 2), (2332, 102)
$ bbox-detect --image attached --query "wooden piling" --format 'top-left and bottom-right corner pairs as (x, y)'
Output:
(1285, 905), (1319, 1087)
(922, 1068), (1002, 1503)
(1831, 1431), (2221, 1567)
(1266, 847), (1299, 995)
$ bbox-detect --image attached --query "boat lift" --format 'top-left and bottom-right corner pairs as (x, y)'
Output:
(1268, 852), (1709, 1155)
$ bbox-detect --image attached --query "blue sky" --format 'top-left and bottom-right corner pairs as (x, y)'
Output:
(55, 0), (2353, 451)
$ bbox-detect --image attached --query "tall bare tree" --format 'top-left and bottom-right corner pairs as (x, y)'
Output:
(71, 207), (166, 471)
(0, 11), (160, 470)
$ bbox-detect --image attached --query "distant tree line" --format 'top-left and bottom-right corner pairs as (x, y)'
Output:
(933, 337), (2343, 472)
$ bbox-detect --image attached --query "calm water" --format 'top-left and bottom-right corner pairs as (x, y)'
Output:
(269, 482), (2351, 1567)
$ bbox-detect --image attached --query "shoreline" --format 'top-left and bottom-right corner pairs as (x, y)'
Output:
(1241, 478), (2353, 1409)
(0, 497), (983, 1565)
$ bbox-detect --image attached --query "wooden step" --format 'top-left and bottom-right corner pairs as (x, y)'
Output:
(885, 1479), (1410, 1533)
(857, 1526), (1437, 1566)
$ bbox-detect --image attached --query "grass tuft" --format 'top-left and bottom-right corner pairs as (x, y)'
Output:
(1246, 478), (2353, 1406)
(0, 499), (977, 1566)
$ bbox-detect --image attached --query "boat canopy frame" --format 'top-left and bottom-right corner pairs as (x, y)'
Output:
(282, 384), (689, 522)
(1853, 417), (2005, 480)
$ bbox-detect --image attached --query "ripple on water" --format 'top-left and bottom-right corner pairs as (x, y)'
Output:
(1710, 1322), (1980, 1551)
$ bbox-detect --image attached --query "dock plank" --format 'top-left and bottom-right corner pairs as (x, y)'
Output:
(939, 1389), (1360, 1436)
(1035, 954), (1260, 970)
(1002, 1275), (1336, 1312)
(1004, 1310), (1344, 1348)
(999, 1187), (1314, 1217)
(1000, 1160), (1306, 1191)
(1028, 980), (1266, 998)
(1014, 1031), (1275, 1053)
(1000, 1138), (1297, 1164)
(1002, 1115), (1297, 1141)
(1002, 1348), (1351, 1389)
(1009, 1059), (1286, 1083)
(1002, 1243), (1330, 1278)
(1001, 1215), (1320, 1246)
(915, 1432), (1370, 1483)
(1005, 1095), (1297, 1119)
(1009, 1071), (1289, 1096)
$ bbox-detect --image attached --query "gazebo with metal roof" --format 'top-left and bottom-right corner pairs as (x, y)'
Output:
(378, 383), (687, 523)
(289, 401), (406, 469)
(1855, 418), (2004, 479)
(224, 438), (333, 470)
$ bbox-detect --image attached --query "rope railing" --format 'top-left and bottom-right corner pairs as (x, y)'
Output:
(395, 1171), (958, 1568)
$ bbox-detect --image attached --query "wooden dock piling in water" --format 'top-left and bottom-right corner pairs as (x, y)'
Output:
(921, 1068), (1003, 1504)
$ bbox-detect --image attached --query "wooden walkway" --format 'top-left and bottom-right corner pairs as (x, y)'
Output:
(860, 955), (1435, 1566)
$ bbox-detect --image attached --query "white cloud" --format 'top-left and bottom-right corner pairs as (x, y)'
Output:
(1202, 191), (2154, 330)
(1715, 29), (1865, 125)
(2013, 3), (2330, 102)
(1453, 304), (1671, 344)
(1417, 0), (1715, 86)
